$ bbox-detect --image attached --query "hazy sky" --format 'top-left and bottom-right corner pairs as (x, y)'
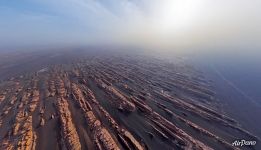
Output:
(0, 0), (260, 52)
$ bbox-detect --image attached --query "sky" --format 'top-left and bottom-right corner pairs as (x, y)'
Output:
(0, 0), (261, 53)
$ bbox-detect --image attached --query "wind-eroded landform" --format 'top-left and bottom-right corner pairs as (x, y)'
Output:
(0, 50), (259, 150)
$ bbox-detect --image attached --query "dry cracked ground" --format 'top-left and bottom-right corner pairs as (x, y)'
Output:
(0, 50), (259, 150)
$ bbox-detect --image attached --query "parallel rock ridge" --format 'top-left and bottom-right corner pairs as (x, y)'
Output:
(56, 97), (81, 150)
(0, 82), (38, 150)
(71, 83), (120, 150)
(0, 54), (259, 150)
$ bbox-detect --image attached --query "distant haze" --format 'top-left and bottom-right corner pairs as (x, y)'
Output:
(0, 0), (260, 54)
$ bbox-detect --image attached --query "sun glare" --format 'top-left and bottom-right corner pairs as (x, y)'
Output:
(153, 0), (204, 34)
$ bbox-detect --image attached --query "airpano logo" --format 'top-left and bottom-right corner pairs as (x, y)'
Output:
(232, 139), (256, 147)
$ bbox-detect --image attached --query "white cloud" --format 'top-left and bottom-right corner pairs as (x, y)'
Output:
(1, 0), (261, 51)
